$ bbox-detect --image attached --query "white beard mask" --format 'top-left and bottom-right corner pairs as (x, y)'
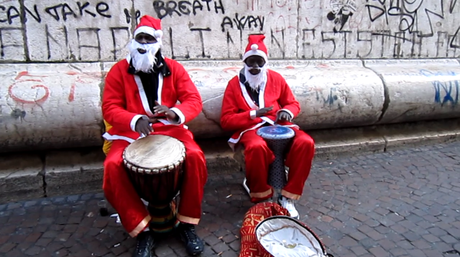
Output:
(129, 39), (161, 73)
(244, 64), (268, 92)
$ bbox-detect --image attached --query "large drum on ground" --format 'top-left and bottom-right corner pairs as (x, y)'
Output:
(123, 134), (185, 233)
(257, 126), (295, 190)
(239, 202), (333, 257)
(256, 216), (333, 257)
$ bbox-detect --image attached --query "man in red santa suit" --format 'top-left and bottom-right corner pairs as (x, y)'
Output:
(220, 34), (315, 219)
(102, 15), (206, 257)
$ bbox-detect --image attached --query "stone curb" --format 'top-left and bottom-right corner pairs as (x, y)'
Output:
(0, 118), (459, 204)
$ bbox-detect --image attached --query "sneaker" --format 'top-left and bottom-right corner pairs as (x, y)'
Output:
(132, 231), (155, 257)
(278, 196), (299, 219)
(177, 223), (204, 256)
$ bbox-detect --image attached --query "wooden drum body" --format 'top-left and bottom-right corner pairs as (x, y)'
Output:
(257, 126), (295, 189)
(123, 135), (185, 206)
(123, 135), (185, 233)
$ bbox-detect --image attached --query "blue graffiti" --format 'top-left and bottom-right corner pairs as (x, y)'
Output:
(316, 87), (342, 110)
(433, 80), (459, 106)
(420, 69), (459, 107)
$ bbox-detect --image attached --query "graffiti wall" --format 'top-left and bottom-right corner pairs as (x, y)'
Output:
(0, 0), (459, 62)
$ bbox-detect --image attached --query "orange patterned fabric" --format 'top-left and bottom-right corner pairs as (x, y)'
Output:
(239, 202), (290, 257)
(102, 120), (113, 155)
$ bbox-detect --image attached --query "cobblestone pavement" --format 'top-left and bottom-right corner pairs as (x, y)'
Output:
(1, 141), (460, 257)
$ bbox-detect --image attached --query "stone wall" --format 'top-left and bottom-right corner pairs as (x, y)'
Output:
(0, 0), (460, 152)
(1, 0), (459, 62)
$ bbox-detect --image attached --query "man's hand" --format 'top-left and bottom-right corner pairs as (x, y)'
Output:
(256, 106), (273, 117)
(135, 118), (153, 136)
(276, 110), (291, 122)
(135, 117), (160, 135)
(153, 101), (178, 121)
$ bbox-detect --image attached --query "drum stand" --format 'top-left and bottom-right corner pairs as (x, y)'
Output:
(234, 130), (291, 202)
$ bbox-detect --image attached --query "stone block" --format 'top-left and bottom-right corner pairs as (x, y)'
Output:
(381, 119), (460, 151)
(0, 154), (43, 203)
(45, 148), (105, 197)
(309, 127), (386, 160)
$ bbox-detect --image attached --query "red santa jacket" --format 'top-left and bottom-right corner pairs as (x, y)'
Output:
(102, 57), (202, 142)
(220, 69), (300, 150)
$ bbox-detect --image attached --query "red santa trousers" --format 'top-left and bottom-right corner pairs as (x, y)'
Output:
(239, 128), (315, 203)
(103, 126), (207, 237)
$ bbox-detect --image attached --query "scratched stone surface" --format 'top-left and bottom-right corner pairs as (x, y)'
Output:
(0, 141), (459, 256)
(0, 1), (459, 61)
(0, 63), (103, 151)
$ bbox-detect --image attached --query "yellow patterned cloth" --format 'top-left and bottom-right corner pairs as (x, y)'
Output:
(102, 120), (113, 155)
(239, 202), (289, 257)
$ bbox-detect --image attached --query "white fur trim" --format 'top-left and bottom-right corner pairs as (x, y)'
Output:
(134, 26), (162, 39)
(169, 107), (185, 125)
(261, 116), (275, 125)
(240, 81), (259, 110)
(154, 30), (163, 39)
(243, 49), (268, 62)
(130, 115), (147, 131)
(250, 110), (257, 119)
(102, 132), (135, 143)
(277, 109), (294, 121)
(227, 122), (266, 151)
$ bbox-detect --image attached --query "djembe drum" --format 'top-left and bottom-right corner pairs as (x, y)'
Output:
(123, 135), (185, 233)
(257, 126), (295, 198)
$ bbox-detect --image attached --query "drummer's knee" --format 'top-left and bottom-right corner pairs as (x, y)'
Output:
(296, 134), (315, 149)
(186, 147), (205, 161)
(103, 156), (123, 171)
(244, 140), (269, 153)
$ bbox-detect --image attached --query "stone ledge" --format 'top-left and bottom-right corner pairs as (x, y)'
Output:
(45, 149), (106, 197)
(1, 118), (459, 203)
(0, 154), (44, 203)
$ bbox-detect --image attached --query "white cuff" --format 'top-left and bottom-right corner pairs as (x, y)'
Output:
(250, 110), (257, 119)
(130, 115), (148, 131)
(277, 109), (294, 122)
(169, 107), (185, 124)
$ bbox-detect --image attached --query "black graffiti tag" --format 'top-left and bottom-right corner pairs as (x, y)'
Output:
(221, 13), (264, 32)
(153, 0), (224, 19)
(0, 2), (112, 24)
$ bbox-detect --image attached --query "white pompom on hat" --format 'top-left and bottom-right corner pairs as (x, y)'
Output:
(243, 34), (268, 62)
(134, 15), (163, 40)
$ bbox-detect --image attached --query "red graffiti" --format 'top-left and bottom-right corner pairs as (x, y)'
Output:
(186, 68), (206, 72)
(222, 67), (240, 74)
(9, 84), (50, 104)
(68, 83), (76, 102)
(9, 71), (50, 104)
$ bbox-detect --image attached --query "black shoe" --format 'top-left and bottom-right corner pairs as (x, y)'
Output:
(177, 223), (204, 256)
(132, 231), (155, 257)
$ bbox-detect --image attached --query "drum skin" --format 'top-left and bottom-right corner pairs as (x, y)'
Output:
(123, 135), (186, 206)
(256, 216), (329, 257)
(257, 126), (295, 141)
(239, 202), (290, 257)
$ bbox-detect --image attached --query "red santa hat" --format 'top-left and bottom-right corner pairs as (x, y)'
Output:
(243, 34), (268, 62)
(134, 15), (163, 40)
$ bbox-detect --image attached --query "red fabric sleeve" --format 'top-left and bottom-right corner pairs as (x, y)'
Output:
(102, 62), (137, 133)
(220, 77), (263, 132)
(167, 59), (202, 123)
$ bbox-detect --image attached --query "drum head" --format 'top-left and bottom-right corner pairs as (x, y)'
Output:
(257, 126), (295, 140)
(124, 135), (185, 172)
(256, 216), (328, 257)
